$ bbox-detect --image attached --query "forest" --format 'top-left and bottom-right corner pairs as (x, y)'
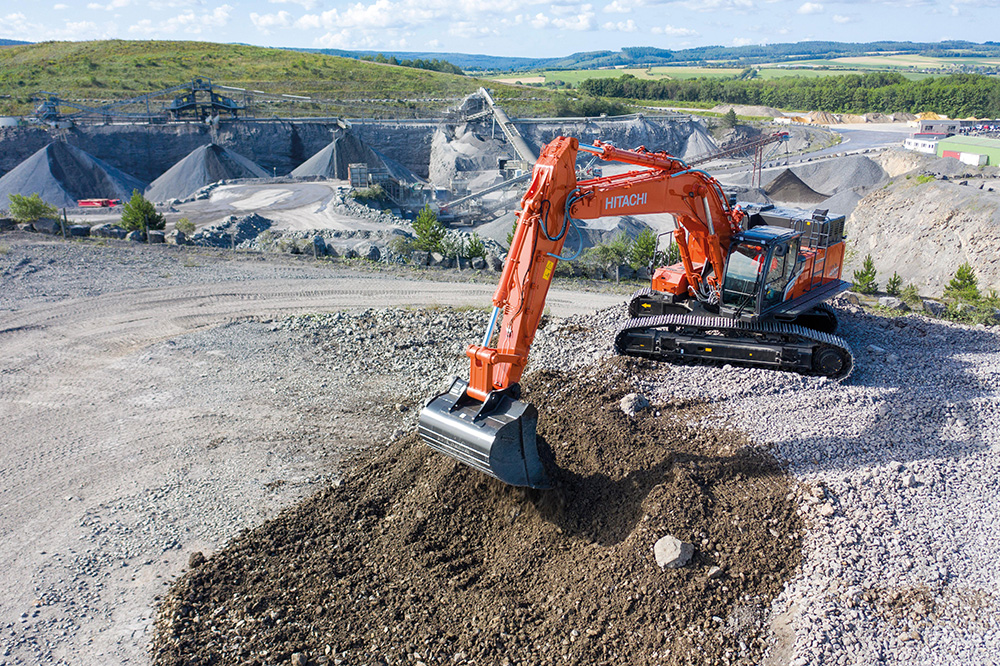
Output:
(580, 72), (1000, 118)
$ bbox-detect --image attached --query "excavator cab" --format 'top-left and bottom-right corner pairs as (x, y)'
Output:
(720, 227), (803, 321)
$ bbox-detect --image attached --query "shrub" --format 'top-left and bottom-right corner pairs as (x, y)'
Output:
(466, 232), (486, 259)
(120, 189), (164, 231)
(851, 254), (878, 294)
(175, 217), (195, 235)
(388, 235), (413, 256)
(585, 233), (632, 283)
(944, 262), (979, 302)
(440, 234), (466, 258)
(412, 205), (445, 252)
(350, 184), (388, 206)
(900, 284), (921, 306)
(8, 193), (58, 224)
(885, 272), (903, 296)
(628, 228), (657, 269)
(723, 107), (738, 129)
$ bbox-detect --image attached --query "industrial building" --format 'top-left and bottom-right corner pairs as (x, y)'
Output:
(935, 135), (1000, 166)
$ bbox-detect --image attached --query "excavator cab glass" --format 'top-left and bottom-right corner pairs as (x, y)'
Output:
(722, 229), (802, 319)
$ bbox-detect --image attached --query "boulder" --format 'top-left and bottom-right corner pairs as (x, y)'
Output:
(429, 252), (446, 267)
(0, 218), (15, 231)
(616, 264), (636, 281)
(148, 230), (165, 244)
(636, 266), (651, 281)
(878, 296), (908, 311)
(67, 224), (90, 237)
(166, 229), (187, 245)
(472, 256), (487, 270)
(654, 535), (694, 569)
(411, 250), (430, 266)
(354, 243), (381, 262)
(619, 392), (650, 417)
(126, 230), (146, 242)
(486, 253), (504, 272)
(32, 218), (61, 235)
(312, 235), (327, 256)
(922, 300), (947, 317)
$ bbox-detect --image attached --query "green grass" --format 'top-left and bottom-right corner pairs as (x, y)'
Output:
(0, 40), (560, 118)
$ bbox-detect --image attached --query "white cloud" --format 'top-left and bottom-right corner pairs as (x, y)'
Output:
(797, 2), (824, 13)
(832, 13), (854, 22)
(250, 10), (293, 33)
(294, 14), (322, 29)
(680, 0), (753, 12)
(53, 3), (69, 9)
(603, 0), (633, 11)
(651, 24), (699, 36)
(86, 0), (130, 10)
(732, 37), (759, 46)
(0, 12), (39, 37)
(129, 4), (232, 34)
(601, 18), (636, 30)
(268, 0), (318, 9)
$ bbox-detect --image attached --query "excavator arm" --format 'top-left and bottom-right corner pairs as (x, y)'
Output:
(417, 136), (745, 488)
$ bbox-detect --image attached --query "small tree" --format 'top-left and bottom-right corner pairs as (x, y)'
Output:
(723, 107), (738, 129)
(412, 205), (445, 252)
(174, 217), (195, 235)
(586, 233), (632, 283)
(628, 228), (657, 269)
(8, 193), (58, 224)
(885, 272), (903, 296)
(121, 189), (164, 231)
(944, 262), (979, 302)
(852, 254), (878, 294)
(466, 232), (487, 259)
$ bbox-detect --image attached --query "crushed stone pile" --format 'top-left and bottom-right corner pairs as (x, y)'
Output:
(0, 141), (146, 209)
(152, 357), (802, 666)
(189, 213), (273, 248)
(791, 155), (888, 196)
(291, 129), (421, 184)
(145, 144), (269, 203)
(764, 169), (829, 204)
(429, 124), (511, 185)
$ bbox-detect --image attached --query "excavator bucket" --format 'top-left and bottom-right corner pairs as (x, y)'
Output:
(418, 377), (551, 489)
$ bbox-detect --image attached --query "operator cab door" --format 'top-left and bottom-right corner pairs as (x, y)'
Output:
(721, 237), (801, 318)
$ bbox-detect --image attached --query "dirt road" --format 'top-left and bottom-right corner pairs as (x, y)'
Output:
(0, 235), (624, 666)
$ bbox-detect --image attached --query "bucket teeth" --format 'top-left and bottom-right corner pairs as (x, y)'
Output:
(418, 377), (550, 489)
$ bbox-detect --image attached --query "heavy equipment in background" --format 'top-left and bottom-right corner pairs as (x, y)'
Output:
(418, 136), (853, 489)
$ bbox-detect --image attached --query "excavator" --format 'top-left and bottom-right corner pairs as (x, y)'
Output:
(418, 136), (853, 489)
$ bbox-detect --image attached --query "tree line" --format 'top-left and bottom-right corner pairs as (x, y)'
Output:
(580, 72), (1000, 118)
(358, 54), (464, 76)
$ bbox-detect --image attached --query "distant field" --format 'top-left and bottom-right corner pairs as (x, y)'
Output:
(499, 64), (933, 88)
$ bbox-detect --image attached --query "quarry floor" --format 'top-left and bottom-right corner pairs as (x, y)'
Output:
(0, 234), (623, 665)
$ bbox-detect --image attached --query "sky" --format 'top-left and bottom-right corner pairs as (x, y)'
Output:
(0, 0), (995, 59)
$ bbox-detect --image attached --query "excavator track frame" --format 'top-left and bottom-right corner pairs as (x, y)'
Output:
(614, 313), (854, 380)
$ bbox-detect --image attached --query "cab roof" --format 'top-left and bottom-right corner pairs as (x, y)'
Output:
(735, 225), (800, 244)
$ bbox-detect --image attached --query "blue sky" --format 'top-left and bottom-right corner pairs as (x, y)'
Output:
(0, 0), (994, 58)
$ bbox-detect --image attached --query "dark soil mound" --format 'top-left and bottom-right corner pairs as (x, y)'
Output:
(0, 141), (146, 208)
(145, 143), (269, 202)
(764, 169), (828, 204)
(152, 360), (802, 666)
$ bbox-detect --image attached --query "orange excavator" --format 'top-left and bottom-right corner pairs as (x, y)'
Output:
(418, 136), (852, 488)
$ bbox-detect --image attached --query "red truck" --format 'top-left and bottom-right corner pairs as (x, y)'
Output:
(77, 198), (121, 207)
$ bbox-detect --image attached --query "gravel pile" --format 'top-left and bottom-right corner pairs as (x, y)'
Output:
(0, 141), (146, 208)
(146, 143), (269, 203)
(291, 130), (422, 184)
(792, 155), (888, 196)
(189, 212), (273, 248)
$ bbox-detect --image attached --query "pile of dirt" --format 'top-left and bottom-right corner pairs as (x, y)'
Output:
(0, 141), (146, 208)
(764, 169), (828, 204)
(291, 130), (421, 184)
(152, 360), (802, 666)
(145, 143), (269, 202)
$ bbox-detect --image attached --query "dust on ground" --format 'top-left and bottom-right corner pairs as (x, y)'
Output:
(152, 359), (802, 666)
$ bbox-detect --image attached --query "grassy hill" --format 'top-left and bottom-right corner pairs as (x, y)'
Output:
(0, 40), (559, 118)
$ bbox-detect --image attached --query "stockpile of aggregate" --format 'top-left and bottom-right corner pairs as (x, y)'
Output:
(291, 129), (421, 184)
(189, 213), (273, 248)
(152, 357), (803, 666)
(764, 169), (828, 204)
(791, 155), (887, 197)
(145, 143), (269, 202)
(0, 141), (146, 208)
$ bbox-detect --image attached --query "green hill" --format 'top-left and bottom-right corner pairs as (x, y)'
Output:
(0, 40), (557, 118)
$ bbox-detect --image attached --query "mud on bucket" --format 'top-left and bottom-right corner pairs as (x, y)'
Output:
(418, 377), (551, 489)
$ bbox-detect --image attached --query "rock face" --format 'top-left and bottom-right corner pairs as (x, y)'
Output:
(847, 177), (1000, 296)
(654, 535), (694, 569)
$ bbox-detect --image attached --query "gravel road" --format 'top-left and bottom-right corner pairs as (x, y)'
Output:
(2, 232), (999, 666)
(0, 234), (623, 666)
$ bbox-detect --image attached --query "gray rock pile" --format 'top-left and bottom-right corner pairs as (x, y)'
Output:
(189, 213), (272, 248)
(0, 141), (146, 208)
(145, 144), (269, 203)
